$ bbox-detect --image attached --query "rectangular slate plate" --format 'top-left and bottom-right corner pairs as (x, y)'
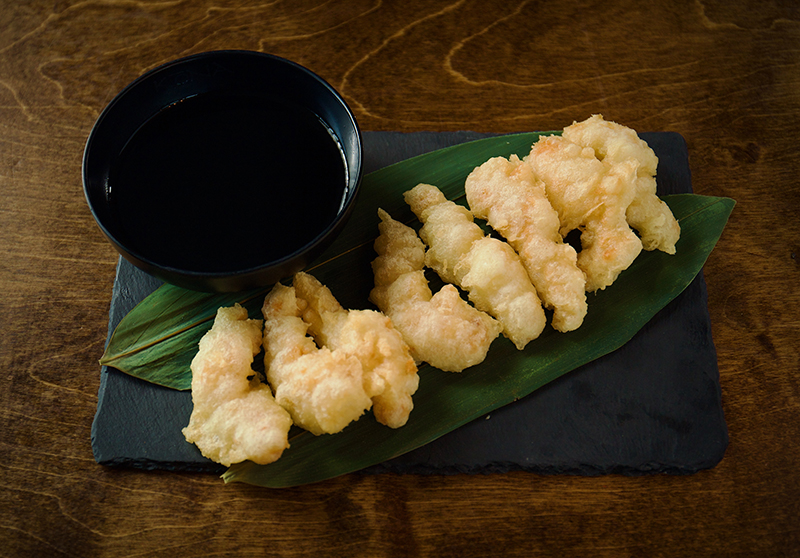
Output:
(91, 131), (729, 477)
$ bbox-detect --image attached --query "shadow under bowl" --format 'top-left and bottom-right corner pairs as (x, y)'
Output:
(83, 50), (362, 292)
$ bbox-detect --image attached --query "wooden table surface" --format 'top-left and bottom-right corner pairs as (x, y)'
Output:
(2, 1), (798, 556)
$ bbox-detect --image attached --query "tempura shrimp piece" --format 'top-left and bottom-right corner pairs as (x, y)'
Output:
(404, 183), (546, 349)
(526, 135), (643, 292)
(262, 283), (372, 436)
(292, 272), (419, 429)
(561, 114), (680, 254)
(183, 304), (292, 467)
(370, 208), (502, 372)
(465, 156), (588, 332)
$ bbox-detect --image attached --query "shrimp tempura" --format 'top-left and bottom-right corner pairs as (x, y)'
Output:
(404, 183), (546, 349)
(465, 156), (588, 332)
(262, 283), (372, 435)
(292, 272), (419, 429)
(561, 114), (680, 254)
(526, 135), (643, 292)
(183, 304), (292, 466)
(370, 209), (502, 372)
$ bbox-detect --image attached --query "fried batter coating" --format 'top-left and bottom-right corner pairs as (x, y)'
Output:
(292, 272), (419, 429)
(404, 183), (546, 349)
(183, 304), (292, 467)
(526, 135), (643, 292)
(465, 156), (588, 332)
(262, 283), (372, 436)
(561, 114), (680, 254)
(404, 184), (484, 284)
(370, 209), (502, 372)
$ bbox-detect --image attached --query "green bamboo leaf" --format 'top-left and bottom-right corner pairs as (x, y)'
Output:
(98, 132), (734, 488)
(222, 193), (734, 487)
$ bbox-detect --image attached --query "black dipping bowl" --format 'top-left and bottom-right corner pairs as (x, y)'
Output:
(83, 50), (361, 292)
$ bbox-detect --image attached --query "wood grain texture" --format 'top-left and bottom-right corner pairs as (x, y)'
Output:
(1, 0), (798, 556)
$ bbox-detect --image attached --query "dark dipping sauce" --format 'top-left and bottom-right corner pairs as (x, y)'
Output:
(109, 93), (348, 273)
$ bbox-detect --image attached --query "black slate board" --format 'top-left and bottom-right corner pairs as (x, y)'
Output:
(91, 131), (729, 477)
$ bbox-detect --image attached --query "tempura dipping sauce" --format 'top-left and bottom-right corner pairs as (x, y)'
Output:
(84, 50), (362, 291)
(109, 93), (348, 273)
